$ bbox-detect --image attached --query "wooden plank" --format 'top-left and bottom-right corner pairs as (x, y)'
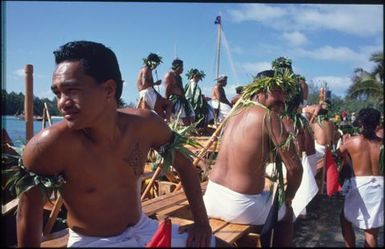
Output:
(155, 200), (190, 219)
(169, 216), (251, 245)
(41, 228), (69, 248)
(143, 191), (188, 217)
(215, 222), (252, 244)
(169, 217), (229, 234)
(2, 198), (19, 215)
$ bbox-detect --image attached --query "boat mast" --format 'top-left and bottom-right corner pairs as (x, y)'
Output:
(215, 16), (222, 80)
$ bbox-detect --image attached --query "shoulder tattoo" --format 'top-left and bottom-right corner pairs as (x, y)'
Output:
(125, 142), (144, 176)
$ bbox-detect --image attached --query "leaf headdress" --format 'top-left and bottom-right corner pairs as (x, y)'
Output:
(272, 56), (293, 73)
(143, 53), (163, 68)
(186, 68), (206, 81)
(241, 68), (297, 102)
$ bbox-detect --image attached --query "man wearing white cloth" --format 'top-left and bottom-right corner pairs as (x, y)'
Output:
(203, 70), (303, 247)
(15, 41), (213, 247)
(337, 108), (383, 247)
(210, 75), (232, 123)
(136, 53), (172, 122)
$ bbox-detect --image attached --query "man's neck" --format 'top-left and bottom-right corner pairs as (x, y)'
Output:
(80, 108), (120, 146)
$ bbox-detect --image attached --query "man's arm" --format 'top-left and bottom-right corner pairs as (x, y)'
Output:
(147, 112), (212, 246)
(266, 111), (303, 202)
(17, 187), (46, 247)
(141, 67), (154, 88)
(17, 127), (64, 247)
(171, 148), (213, 247)
(163, 72), (173, 99)
(218, 87), (232, 107)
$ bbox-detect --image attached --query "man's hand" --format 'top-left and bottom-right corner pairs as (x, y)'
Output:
(154, 80), (162, 86)
(178, 222), (213, 247)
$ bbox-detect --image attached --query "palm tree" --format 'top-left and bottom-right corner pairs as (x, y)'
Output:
(347, 52), (384, 107)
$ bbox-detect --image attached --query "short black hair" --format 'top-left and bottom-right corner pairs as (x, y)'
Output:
(53, 41), (123, 103)
(172, 58), (183, 70)
(355, 108), (381, 139)
(235, 86), (244, 94)
(256, 70), (275, 79)
(147, 53), (161, 63)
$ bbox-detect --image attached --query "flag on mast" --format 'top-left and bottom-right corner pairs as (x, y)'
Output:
(214, 16), (221, 24)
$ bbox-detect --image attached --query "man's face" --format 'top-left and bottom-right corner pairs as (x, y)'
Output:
(51, 61), (110, 129)
(175, 65), (184, 75)
(219, 78), (227, 87)
(266, 87), (285, 113)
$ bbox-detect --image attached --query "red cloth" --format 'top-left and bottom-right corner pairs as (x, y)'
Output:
(325, 147), (342, 197)
(146, 217), (172, 247)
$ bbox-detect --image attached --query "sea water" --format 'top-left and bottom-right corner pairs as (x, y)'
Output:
(2, 115), (62, 146)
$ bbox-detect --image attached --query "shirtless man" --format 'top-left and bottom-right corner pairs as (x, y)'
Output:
(163, 59), (195, 125)
(298, 75), (308, 108)
(303, 101), (336, 176)
(15, 41), (213, 247)
(337, 108), (383, 247)
(280, 80), (317, 220)
(210, 75), (232, 123)
(203, 70), (303, 247)
(136, 53), (172, 122)
(230, 86), (243, 106)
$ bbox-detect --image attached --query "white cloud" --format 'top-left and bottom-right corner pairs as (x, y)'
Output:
(12, 68), (47, 80)
(38, 89), (55, 99)
(228, 4), (287, 23)
(295, 5), (383, 36)
(310, 75), (352, 97)
(295, 46), (361, 61)
(227, 4), (383, 36)
(15, 68), (25, 77)
(293, 44), (383, 69)
(239, 61), (272, 78)
(282, 31), (308, 46)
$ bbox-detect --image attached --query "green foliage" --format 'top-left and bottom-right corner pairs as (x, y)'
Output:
(347, 51), (383, 108)
(143, 53), (163, 68)
(2, 90), (60, 116)
(149, 118), (203, 173)
(2, 144), (65, 199)
(272, 57), (293, 72)
(185, 68), (206, 81)
(242, 69), (296, 100)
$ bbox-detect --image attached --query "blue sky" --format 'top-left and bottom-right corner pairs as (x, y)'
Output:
(3, 1), (383, 105)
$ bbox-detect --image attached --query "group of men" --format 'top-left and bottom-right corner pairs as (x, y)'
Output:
(12, 41), (383, 247)
(136, 53), (234, 129)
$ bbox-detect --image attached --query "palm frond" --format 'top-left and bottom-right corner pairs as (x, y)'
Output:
(149, 119), (203, 173)
(1, 143), (66, 199)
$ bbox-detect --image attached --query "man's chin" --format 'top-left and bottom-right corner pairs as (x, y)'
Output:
(65, 120), (81, 130)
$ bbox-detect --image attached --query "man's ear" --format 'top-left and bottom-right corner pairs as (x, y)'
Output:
(103, 79), (116, 100)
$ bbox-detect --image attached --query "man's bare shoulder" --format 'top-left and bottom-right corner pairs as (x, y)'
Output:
(163, 71), (173, 81)
(118, 107), (153, 119)
(232, 105), (271, 124)
(22, 122), (73, 174)
(118, 107), (171, 147)
(118, 107), (167, 128)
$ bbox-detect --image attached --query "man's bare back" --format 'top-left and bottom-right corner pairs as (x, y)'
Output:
(209, 106), (270, 194)
(136, 66), (155, 91)
(163, 70), (184, 98)
(312, 119), (335, 146)
(339, 135), (382, 176)
(209, 104), (302, 196)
